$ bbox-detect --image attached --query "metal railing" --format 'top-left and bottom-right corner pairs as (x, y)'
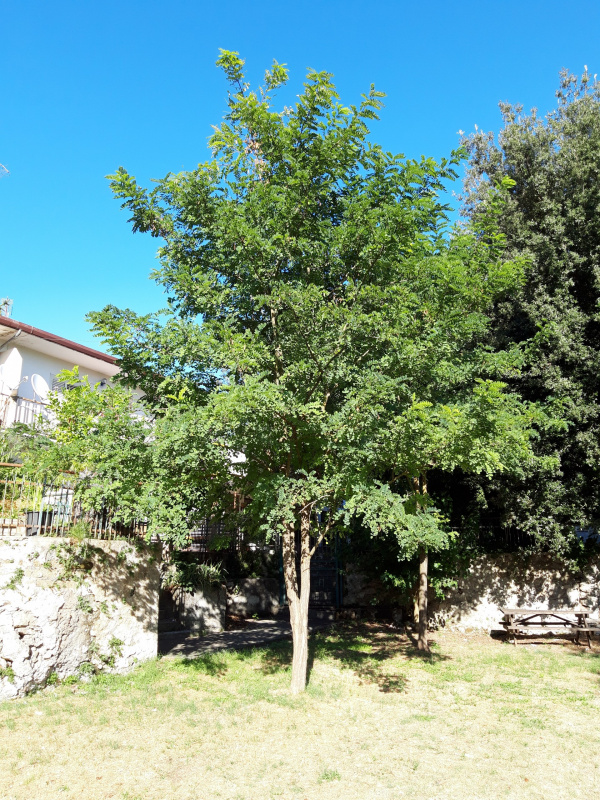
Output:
(0, 393), (55, 430)
(0, 465), (147, 539)
(13, 397), (54, 428)
(476, 523), (537, 552)
(1, 464), (242, 546)
(186, 518), (243, 553)
(0, 466), (45, 536)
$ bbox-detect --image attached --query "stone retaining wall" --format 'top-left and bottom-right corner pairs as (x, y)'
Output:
(173, 584), (227, 633)
(227, 577), (280, 618)
(0, 537), (160, 700)
(430, 553), (600, 631)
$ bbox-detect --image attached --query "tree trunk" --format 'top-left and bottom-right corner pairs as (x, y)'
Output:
(282, 508), (312, 693)
(417, 545), (429, 652)
(413, 582), (419, 626)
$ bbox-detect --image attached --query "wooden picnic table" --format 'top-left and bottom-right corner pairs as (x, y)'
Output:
(501, 607), (594, 647)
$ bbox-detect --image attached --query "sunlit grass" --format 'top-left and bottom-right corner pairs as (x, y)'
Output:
(1, 623), (599, 799)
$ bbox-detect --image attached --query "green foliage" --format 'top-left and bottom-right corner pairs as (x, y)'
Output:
(461, 69), (600, 550)
(77, 595), (94, 613)
(69, 519), (91, 541)
(45, 55), (538, 571)
(38, 367), (155, 525)
(78, 661), (95, 678)
(97, 637), (124, 669)
(33, 367), (231, 548)
(108, 637), (124, 658)
(223, 546), (279, 583)
(0, 665), (15, 683)
(162, 555), (224, 592)
(344, 517), (471, 609)
(0, 422), (53, 466)
(87, 637), (123, 670)
(319, 768), (341, 783)
(52, 540), (95, 585)
(3, 567), (24, 591)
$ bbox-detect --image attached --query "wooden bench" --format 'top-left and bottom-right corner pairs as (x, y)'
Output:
(501, 608), (595, 647)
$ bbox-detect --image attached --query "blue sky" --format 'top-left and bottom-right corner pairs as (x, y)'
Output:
(1, 0), (599, 349)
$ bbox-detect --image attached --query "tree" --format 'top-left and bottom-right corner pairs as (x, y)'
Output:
(37, 367), (230, 548)
(461, 69), (600, 550)
(67, 52), (539, 690)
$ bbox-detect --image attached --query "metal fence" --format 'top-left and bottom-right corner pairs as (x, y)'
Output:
(0, 393), (54, 431)
(476, 524), (537, 552)
(0, 466), (45, 536)
(185, 518), (243, 553)
(0, 465), (244, 547)
(0, 464), (147, 539)
(13, 397), (54, 428)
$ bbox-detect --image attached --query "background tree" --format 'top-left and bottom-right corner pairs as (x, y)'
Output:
(460, 69), (600, 550)
(67, 52), (541, 689)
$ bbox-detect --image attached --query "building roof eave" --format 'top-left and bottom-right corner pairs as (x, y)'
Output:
(0, 317), (117, 366)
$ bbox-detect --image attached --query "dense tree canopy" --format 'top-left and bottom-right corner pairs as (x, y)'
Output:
(42, 52), (540, 689)
(460, 69), (600, 551)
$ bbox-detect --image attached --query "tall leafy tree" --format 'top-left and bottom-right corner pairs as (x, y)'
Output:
(79, 52), (538, 690)
(461, 69), (600, 550)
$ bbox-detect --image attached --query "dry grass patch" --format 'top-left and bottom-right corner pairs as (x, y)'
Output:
(1, 623), (599, 799)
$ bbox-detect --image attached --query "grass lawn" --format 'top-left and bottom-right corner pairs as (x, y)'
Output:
(1, 623), (599, 800)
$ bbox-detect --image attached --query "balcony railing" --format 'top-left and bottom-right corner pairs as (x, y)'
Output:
(0, 393), (55, 430)
(14, 397), (53, 427)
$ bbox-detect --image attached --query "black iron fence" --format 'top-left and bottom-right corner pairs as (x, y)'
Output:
(186, 518), (243, 553)
(475, 523), (537, 552)
(0, 464), (244, 547)
(0, 464), (147, 539)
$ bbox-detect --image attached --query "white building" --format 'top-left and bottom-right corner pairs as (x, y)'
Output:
(0, 315), (118, 429)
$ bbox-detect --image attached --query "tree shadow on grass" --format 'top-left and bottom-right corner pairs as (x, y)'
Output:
(178, 653), (229, 677)
(311, 622), (450, 693)
(259, 621), (450, 693)
(566, 639), (600, 686)
(258, 640), (293, 675)
(491, 629), (600, 652)
(403, 627), (451, 661)
(569, 641), (600, 656)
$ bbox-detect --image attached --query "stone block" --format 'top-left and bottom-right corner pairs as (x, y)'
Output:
(173, 584), (226, 633)
(0, 537), (160, 700)
(227, 577), (280, 618)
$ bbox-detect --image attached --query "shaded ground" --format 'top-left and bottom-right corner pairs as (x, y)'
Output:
(159, 618), (330, 658)
(1, 623), (600, 800)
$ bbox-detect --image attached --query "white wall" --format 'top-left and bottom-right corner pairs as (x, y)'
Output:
(0, 343), (121, 429)
(430, 553), (600, 631)
(13, 345), (114, 400)
(0, 347), (23, 395)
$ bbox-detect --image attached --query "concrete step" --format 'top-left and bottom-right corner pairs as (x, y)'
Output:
(158, 616), (186, 633)
(310, 606), (336, 622)
(274, 605), (336, 623)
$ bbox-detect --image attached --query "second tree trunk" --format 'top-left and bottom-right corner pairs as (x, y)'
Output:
(417, 545), (429, 652)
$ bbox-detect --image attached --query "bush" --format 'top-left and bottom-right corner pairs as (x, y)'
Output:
(162, 555), (224, 593)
